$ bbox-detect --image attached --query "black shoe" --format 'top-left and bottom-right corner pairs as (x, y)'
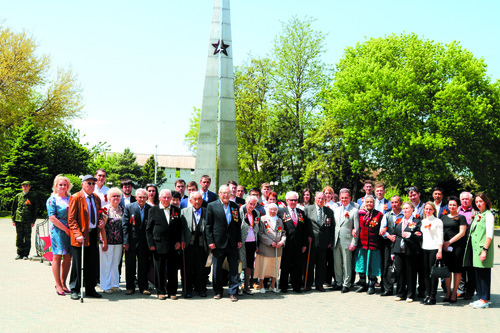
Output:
(421, 296), (430, 304)
(304, 287), (312, 292)
(331, 285), (342, 291)
(341, 287), (350, 293)
(380, 291), (393, 297)
(85, 291), (102, 298)
(293, 288), (302, 293)
(424, 298), (436, 305)
(356, 285), (368, 293)
(367, 287), (375, 295)
(71, 292), (80, 300)
(316, 287), (326, 292)
(198, 292), (207, 297)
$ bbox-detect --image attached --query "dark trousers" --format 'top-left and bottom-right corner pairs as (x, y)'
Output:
(381, 239), (394, 293)
(16, 223), (32, 257)
(125, 242), (151, 292)
(325, 247), (334, 285)
(458, 266), (476, 297)
(70, 229), (98, 293)
(416, 251), (425, 296)
(212, 247), (239, 296)
(280, 245), (303, 291)
(394, 253), (418, 299)
(475, 267), (491, 300)
(305, 243), (327, 289)
(182, 245), (208, 294)
(153, 250), (180, 296)
(423, 249), (439, 298)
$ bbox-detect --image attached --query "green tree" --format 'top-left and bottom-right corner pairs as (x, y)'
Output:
(322, 33), (500, 201)
(106, 148), (142, 187)
(138, 155), (166, 188)
(234, 57), (274, 189)
(184, 107), (201, 153)
(0, 118), (51, 213)
(0, 25), (83, 163)
(269, 16), (331, 190)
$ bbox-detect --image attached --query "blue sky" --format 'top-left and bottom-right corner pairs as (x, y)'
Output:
(3, 0), (499, 156)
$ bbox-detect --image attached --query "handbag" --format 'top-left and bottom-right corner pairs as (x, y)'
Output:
(430, 259), (450, 279)
(387, 262), (397, 284)
(205, 252), (213, 267)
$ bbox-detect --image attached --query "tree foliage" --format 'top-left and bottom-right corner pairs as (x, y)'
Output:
(0, 25), (83, 162)
(321, 33), (500, 201)
(184, 107), (201, 153)
(138, 155), (166, 188)
(106, 148), (142, 187)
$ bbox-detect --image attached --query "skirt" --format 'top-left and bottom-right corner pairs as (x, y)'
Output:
(355, 248), (381, 277)
(254, 254), (281, 279)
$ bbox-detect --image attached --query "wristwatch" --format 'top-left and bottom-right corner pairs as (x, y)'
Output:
(483, 247), (488, 252)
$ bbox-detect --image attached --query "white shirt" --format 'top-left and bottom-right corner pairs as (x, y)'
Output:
(159, 202), (171, 223)
(94, 184), (110, 206)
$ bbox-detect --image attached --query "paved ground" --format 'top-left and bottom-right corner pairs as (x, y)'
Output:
(0, 218), (498, 332)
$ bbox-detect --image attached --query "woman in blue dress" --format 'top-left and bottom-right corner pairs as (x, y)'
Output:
(46, 175), (73, 296)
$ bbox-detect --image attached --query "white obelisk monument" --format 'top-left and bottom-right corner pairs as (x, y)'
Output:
(195, 0), (238, 191)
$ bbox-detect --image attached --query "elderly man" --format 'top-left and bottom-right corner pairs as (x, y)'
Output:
(122, 188), (151, 295)
(304, 192), (334, 292)
(146, 189), (182, 300)
(379, 195), (404, 296)
(68, 175), (106, 300)
(181, 191), (208, 298)
(457, 191), (475, 300)
(278, 191), (309, 293)
(11, 181), (37, 260)
(333, 188), (359, 293)
(206, 185), (242, 302)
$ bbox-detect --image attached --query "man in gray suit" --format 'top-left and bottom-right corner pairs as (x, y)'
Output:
(333, 188), (360, 293)
(181, 192), (208, 298)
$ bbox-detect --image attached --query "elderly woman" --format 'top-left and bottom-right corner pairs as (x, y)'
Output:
(46, 175), (73, 295)
(392, 201), (422, 303)
(254, 203), (286, 293)
(463, 193), (495, 309)
(100, 187), (123, 294)
(441, 196), (467, 303)
(420, 202), (443, 305)
(298, 188), (314, 210)
(146, 184), (159, 206)
(238, 195), (260, 295)
(354, 195), (384, 294)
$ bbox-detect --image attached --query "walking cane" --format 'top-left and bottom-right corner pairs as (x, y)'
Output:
(80, 238), (85, 303)
(304, 238), (312, 290)
(275, 247), (278, 293)
(182, 246), (187, 296)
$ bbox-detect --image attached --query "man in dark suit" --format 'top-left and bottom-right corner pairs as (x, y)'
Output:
(68, 175), (104, 300)
(174, 178), (188, 200)
(199, 175), (218, 204)
(181, 192), (208, 298)
(304, 192), (334, 292)
(122, 188), (151, 295)
(119, 179), (136, 209)
(206, 185), (242, 302)
(228, 180), (245, 207)
(278, 191), (309, 293)
(146, 189), (183, 300)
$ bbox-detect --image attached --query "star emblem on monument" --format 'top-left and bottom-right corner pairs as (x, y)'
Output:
(212, 39), (230, 56)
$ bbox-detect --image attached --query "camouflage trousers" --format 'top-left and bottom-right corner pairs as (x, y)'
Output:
(15, 223), (32, 257)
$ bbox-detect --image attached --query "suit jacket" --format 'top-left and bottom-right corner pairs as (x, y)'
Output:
(233, 196), (246, 207)
(68, 190), (102, 247)
(146, 204), (182, 254)
(205, 200), (242, 250)
(122, 202), (150, 248)
(392, 217), (422, 256)
(333, 203), (360, 248)
(278, 207), (308, 250)
(119, 195), (136, 209)
(304, 205), (334, 249)
(258, 215), (286, 257)
(437, 204), (449, 219)
(180, 197), (208, 209)
(200, 190), (218, 204)
(413, 201), (425, 219)
(180, 206), (208, 251)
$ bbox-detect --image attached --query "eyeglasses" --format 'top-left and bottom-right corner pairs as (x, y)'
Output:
(146, 183), (156, 187)
(86, 182), (96, 186)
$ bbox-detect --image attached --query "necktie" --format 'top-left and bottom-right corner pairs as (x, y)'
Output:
(88, 195), (96, 228)
(318, 207), (324, 225)
(291, 210), (297, 227)
(204, 192), (208, 202)
(194, 210), (200, 225)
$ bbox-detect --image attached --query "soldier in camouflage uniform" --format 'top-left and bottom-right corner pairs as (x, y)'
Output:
(11, 181), (37, 260)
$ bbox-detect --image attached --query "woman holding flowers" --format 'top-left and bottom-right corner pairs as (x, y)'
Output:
(392, 201), (422, 303)
(463, 193), (495, 309)
(420, 202), (443, 305)
(99, 187), (123, 294)
(254, 203), (286, 293)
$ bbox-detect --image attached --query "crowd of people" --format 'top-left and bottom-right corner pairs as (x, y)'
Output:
(11, 173), (495, 308)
